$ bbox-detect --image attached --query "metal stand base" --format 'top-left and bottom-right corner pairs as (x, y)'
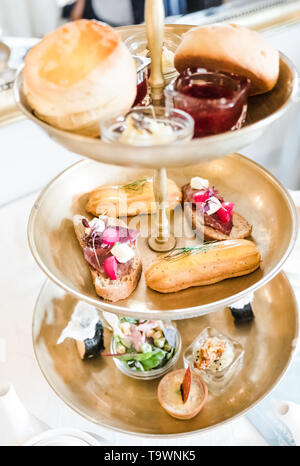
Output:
(148, 235), (176, 252)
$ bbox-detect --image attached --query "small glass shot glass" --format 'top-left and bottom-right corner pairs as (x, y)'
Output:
(111, 321), (182, 381)
(165, 69), (250, 138)
(125, 31), (181, 83)
(133, 55), (151, 106)
(100, 106), (194, 146)
(183, 327), (244, 395)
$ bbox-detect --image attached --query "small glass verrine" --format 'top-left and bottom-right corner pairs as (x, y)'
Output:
(100, 106), (194, 146)
(165, 69), (250, 138)
(111, 321), (182, 381)
(183, 327), (244, 395)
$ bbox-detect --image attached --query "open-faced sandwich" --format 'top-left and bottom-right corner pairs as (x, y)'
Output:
(73, 214), (142, 302)
(145, 239), (261, 294)
(182, 176), (252, 241)
(86, 177), (182, 218)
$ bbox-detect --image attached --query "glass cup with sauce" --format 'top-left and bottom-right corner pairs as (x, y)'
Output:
(100, 105), (194, 146)
(165, 68), (250, 138)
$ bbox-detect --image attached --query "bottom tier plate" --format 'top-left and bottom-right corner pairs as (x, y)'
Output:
(33, 274), (298, 437)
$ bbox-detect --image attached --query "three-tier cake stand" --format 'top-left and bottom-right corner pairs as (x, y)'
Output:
(14, 0), (300, 436)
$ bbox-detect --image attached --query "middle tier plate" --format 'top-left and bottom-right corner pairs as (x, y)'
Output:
(28, 154), (297, 319)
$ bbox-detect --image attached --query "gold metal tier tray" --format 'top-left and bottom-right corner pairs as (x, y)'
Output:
(33, 275), (298, 436)
(28, 154), (297, 319)
(14, 24), (298, 169)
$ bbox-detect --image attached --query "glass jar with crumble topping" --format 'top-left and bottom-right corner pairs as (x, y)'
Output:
(183, 327), (244, 394)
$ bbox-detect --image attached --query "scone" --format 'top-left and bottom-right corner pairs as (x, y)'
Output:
(23, 20), (137, 137)
(174, 23), (279, 96)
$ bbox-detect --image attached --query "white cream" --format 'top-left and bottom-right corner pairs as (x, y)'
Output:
(194, 337), (234, 373)
(111, 243), (134, 263)
(161, 46), (175, 73)
(140, 46), (174, 74)
(209, 340), (235, 372)
(119, 113), (176, 146)
(190, 177), (209, 190)
(57, 302), (99, 344)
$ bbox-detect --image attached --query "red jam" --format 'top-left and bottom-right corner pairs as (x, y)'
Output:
(166, 69), (250, 138)
(133, 77), (148, 106)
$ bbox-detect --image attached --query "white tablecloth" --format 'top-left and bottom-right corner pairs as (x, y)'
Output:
(0, 189), (299, 446)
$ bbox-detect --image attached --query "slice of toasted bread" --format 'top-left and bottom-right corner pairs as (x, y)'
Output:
(182, 188), (252, 241)
(73, 215), (142, 302)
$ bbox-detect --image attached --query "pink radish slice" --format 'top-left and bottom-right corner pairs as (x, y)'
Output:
(102, 227), (120, 245)
(217, 202), (235, 223)
(104, 256), (118, 280)
(223, 202), (235, 215)
(193, 190), (210, 204)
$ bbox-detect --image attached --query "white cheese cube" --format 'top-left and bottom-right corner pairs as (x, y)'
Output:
(190, 176), (209, 190)
(111, 243), (135, 263)
(206, 196), (222, 215)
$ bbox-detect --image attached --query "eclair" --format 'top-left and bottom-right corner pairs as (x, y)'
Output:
(145, 239), (261, 294)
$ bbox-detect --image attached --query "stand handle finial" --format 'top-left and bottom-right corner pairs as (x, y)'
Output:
(145, 0), (165, 103)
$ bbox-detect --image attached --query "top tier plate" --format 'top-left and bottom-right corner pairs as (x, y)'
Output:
(14, 24), (299, 168)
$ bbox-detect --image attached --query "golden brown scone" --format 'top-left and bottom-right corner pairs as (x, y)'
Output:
(145, 239), (261, 293)
(23, 20), (136, 137)
(174, 23), (279, 96)
(73, 215), (142, 302)
(86, 177), (182, 217)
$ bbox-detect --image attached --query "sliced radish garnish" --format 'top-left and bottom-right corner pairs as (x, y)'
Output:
(217, 202), (235, 223)
(223, 202), (235, 215)
(102, 227), (120, 245)
(104, 256), (118, 280)
(193, 190), (210, 204)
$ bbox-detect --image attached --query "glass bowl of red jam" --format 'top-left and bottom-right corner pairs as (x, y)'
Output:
(133, 55), (151, 106)
(164, 68), (250, 138)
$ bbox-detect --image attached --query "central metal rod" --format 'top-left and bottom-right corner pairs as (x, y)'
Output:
(148, 168), (176, 252)
(145, 0), (176, 252)
(145, 0), (165, 103)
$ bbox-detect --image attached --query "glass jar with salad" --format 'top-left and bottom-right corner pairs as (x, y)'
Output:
(103, 312), (181, 380)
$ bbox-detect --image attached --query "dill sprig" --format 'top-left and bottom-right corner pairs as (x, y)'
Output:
(122, 177), (150, 192)
(164, 241), (218, 261)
